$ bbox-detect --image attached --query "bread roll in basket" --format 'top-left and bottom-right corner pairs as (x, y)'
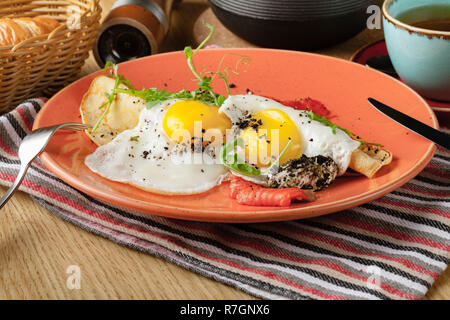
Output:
(0, 17), (60, 46)
(0, 0), (101, 113)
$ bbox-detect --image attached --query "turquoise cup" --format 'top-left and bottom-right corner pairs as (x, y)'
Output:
(382, 0), (450, 102)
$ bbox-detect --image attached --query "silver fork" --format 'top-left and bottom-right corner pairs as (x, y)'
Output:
(0, 122), (89, 209)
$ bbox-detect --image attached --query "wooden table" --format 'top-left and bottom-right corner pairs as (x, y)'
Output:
(0, 0), (449, 300)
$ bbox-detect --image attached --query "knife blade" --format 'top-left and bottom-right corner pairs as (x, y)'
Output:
(368, 98), (450, 150)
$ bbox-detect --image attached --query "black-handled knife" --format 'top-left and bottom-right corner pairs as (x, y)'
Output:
(368, 98), (450, 150)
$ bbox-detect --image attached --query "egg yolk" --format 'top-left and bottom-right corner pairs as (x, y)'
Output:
(163, 100), (232, 146)
(240, 109), (303, 167)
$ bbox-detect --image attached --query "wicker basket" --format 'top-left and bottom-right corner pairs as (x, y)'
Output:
(0, 0), (101, 113)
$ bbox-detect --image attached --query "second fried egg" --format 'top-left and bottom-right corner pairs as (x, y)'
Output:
(219, 95), (361, 176)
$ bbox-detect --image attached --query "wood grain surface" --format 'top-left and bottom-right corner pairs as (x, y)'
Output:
(0, 0), (448, 300)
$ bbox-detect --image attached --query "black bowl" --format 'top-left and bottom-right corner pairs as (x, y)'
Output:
(210, 0), (382, 50)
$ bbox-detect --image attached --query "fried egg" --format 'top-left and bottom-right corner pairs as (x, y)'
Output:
(85, 99), (232, 195)
(219, 95), (360, 184)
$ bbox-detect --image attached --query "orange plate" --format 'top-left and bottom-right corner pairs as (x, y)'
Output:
(34, 49), (437, 223)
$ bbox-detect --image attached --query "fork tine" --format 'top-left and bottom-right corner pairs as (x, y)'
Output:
(61, 123), (90, 131)
(64, 126), (88, 131)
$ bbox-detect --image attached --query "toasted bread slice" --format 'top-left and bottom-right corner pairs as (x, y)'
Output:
(80, 76), (146, 146)
(349, 145), (393, 178)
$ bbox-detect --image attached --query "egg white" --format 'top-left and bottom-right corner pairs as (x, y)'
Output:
(84, 99), (228, 195)
(219, 95), (360, 176)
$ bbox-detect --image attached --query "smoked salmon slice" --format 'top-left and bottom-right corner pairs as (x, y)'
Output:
(229, 174), (316, 207)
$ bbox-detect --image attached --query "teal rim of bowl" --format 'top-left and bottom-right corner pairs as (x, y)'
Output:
(382, 0), (450, 39)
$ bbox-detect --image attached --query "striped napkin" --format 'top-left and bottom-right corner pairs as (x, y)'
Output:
(1, 99), (449, 300)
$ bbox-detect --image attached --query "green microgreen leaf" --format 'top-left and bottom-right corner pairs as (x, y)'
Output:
(220, 138), (261, 176)
(217, 95), (226, 106)
(104, 61), (114, 70)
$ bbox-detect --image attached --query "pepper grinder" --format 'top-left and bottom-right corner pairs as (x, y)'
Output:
(94, 0), (176, 67)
